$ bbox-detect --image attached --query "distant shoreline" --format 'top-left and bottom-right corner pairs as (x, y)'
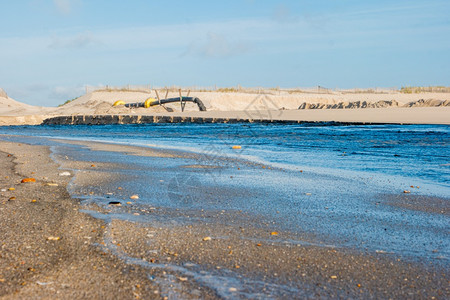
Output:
(1, 89), (450, 126)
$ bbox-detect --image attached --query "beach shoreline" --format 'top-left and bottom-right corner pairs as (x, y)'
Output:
(0, 137), (448, 299)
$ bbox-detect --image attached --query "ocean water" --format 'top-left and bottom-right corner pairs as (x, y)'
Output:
(0, 123), (449, 262)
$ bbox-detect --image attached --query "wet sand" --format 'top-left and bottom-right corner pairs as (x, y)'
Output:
(0, 140), (449, 299)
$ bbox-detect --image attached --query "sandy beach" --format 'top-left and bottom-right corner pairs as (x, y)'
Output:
(0, 87), (449, 298)
(0, 135), (448, 299)
(2, 1), (449, 298)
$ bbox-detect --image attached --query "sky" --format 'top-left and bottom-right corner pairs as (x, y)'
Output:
(1, 0), (449, 106)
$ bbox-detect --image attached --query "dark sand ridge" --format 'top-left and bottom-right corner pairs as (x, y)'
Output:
(0, 139), (448, 299)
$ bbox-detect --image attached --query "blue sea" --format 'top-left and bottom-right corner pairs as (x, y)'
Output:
(1, 123), (449, 262)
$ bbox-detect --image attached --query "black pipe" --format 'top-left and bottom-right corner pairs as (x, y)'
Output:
(125, 97), (206, 111)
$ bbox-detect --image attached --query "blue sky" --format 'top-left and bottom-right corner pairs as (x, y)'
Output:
(1, 0), (449, 106)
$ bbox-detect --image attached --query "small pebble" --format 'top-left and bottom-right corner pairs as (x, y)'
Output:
(59, 172), (71, 176)
(202, 236), (212, 241)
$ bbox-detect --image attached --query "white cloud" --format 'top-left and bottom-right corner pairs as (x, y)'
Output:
(50, 85), (85, 100)
(49, 32), (96, 49)
(272, 4), (299, 23)
(53, 0), (72, 15)
(184, 32), (253, 58)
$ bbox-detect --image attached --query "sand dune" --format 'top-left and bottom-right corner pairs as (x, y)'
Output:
(52, 89), (450, 114)
(0, 94), (52, 125)
(1, 88), (450, 125)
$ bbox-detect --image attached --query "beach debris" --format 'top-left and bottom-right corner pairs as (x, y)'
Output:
(202, 236), (212, 241)
(256, 243), (262, 247)
(90, 164), (96, 168)
(9, 197), (16, 201)
(36, 281), (54, 286)
(229, 287), (238, 292)
(403, 190), (411, 194)
(45, 183), (59, 186)
(232, 145), (242, 149)
(0, 188), (6, 192)
(130, 195), (139, 200)
(305, 193), (312, 196)
(31, 199), (37, 203)
(330, 275), (338, 279)
(21, 178), (36, 183)
(126, 201), (132, 204)
(47, 236), (61, 241)
(270, 231), (279, 236)
(108, 201), (122, 206)
(117, 187), (123, 190)
(178, 277), (188, 282)
(8, 187), (15, 191)
(59, 171), (71, 176)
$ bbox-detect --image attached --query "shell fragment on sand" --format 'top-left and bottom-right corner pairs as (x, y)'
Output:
(21, 178), (36, 183)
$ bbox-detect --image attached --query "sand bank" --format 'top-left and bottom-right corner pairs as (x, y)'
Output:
(0, 138), (448, 299)
(1, 89), (450, 125)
